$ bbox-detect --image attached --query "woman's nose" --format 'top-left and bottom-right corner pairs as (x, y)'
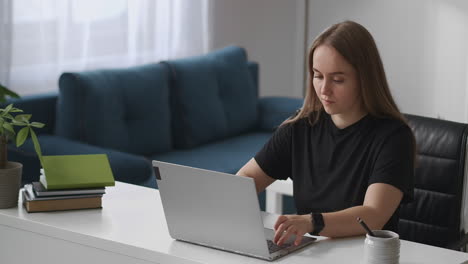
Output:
(321, 80), (332, 95)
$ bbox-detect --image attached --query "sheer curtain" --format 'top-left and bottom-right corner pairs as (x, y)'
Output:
(0, 0), (211, 95)
(0, 0), (12, 85)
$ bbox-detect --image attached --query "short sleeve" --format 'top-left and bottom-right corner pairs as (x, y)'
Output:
(254, 123), (293, 180)
(369, 125), (415, 203)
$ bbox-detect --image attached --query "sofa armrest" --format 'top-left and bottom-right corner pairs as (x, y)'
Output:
(9, 135), (155, 188)
(2, 92), (58, 135)
(258, 97), (303, 131)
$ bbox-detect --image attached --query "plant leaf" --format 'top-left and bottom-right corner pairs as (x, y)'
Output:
(3, 104), (13, 113)
(11, 119), (26, 126)
(30, 129), (44, 166)
(2, 123), (14, 134)
(14, 114), (31, 122)
(3, 113), (14, 120)
(30, 122), (45, 128)
(16, 127), (29, 147)
(0, 84), (20, 103)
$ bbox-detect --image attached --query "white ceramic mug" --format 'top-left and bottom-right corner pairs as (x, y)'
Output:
(363, 230), (400, 264)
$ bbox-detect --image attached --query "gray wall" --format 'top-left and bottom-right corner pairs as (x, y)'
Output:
(209, 0), (305, 99)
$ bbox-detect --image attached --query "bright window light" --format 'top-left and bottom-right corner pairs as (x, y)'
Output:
(13, 0), (57, 22)
(13, 0), (127, 23)
(72, 0), (126, 23)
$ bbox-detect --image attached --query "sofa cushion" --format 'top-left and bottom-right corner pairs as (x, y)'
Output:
(166, 46), (258, 149)
(56, 63), (172, 155)
(151, 132), (271, 174)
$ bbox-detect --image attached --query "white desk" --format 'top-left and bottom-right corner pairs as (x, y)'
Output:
(0, 182), (467, 264)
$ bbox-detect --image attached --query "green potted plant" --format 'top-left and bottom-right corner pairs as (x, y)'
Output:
(0, 83), (44, 209)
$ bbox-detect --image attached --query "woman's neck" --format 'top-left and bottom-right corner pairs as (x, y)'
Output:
(330, 109), (368, 129)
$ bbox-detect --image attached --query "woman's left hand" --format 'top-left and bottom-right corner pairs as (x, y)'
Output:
(273, 214), (313, 246)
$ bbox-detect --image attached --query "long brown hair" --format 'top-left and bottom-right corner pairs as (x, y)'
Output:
(285, 20), (406, 126)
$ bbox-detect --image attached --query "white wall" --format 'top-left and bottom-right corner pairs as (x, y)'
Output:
(308, 0), (468, 122)
(208, 0), (305, 98)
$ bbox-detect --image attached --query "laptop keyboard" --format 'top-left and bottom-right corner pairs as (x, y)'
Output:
(267, 240), (292, 253)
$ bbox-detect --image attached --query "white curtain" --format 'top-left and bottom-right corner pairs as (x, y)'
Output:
(0, 0), (12, 85)
(0, 0), (211, 95)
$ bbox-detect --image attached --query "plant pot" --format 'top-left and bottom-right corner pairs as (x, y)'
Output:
(0, 161), (23, 209)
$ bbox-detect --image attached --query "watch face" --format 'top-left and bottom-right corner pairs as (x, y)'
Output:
(311, 212), (324, 235)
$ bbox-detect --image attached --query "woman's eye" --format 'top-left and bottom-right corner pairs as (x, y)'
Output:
(313, 75), (323, 79)
(333, 79), (344, 83)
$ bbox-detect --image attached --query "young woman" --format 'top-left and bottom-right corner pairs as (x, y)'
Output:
(237, 21), (415, 246)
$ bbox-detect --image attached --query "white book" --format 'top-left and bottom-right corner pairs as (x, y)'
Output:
(24, 184), (103, 201)
(36, 176), (105, 197)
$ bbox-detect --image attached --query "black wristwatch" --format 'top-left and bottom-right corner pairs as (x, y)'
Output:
(310, 212), (324, 236)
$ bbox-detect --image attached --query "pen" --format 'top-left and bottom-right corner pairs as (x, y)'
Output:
(357, 217), (375, 237)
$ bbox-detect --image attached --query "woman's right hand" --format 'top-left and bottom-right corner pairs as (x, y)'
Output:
(273, 214), (313, 246)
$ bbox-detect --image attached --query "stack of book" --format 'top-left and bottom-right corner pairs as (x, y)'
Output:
(22, 182), (105, 212)
(22, 154), (115, 213)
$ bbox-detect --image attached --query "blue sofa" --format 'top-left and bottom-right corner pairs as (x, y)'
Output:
(8, 46), (302, 196)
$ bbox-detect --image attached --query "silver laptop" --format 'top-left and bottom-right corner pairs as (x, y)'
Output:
(152, 160), (316, 261)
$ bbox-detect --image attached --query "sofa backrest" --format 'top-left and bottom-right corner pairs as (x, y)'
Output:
(55, 63), (173, 156)
(55, 46), (259, 155)
(163, 46), (259, 149)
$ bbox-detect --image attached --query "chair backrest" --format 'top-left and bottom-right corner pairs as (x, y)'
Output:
(399, 114), (468, 248)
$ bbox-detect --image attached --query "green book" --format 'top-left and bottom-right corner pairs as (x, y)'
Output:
(40, 154), (115, 190)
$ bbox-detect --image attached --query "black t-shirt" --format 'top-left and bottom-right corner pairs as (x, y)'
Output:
(255, 112), (414, 232)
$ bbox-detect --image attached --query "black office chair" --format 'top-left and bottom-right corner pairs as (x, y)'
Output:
(399, 114), (468, 250)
